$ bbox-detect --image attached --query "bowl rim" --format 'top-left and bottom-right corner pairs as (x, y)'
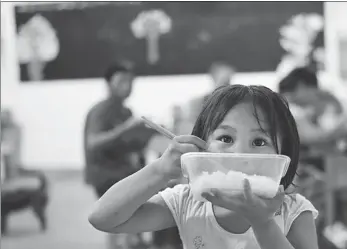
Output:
(181, 152), (291, 161)
(181, 152), (291, 177)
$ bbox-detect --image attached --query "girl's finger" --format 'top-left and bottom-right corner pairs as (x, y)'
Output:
(280, 185), (284, 193)
(201, 189), (239, 211)
(273, 185), (285, 201)
(275, 185), (285, 196)
(278, 185), (284, 193)
(201, 190), (220, 205)
(173, 135), (207, 150)
(243, 178), (254, 203)
(176, 143), (200, 154)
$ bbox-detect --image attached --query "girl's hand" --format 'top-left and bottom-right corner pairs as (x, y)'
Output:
(202, 179), (285, 227)
(156, 135), (207, 180)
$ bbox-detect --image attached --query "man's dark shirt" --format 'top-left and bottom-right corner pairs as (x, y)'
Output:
(84, 98), (152, 189)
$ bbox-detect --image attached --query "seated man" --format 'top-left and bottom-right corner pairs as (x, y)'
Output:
(84, 62), (156, 249)
(278, 67), (347, 170)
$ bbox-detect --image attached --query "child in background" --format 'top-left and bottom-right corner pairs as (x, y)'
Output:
(89, 85), (319, 249)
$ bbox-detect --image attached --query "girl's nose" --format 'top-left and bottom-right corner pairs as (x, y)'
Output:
(228, 142), (252, 154)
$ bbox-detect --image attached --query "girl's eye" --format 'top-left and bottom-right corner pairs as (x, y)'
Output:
(252, 138), (267, 147)
(217, 135), (233, 144)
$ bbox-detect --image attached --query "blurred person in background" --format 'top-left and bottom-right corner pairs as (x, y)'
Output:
(177, 62), (236, 137)
(278, 67), (347, 170)
(278, 67), (347, 249)
(1, 109), (48, 235)
(84, 61), (155, 249)
(1, 109), (22, 180)
(209, 61), (236, 88)
(188, 62), (236, 123)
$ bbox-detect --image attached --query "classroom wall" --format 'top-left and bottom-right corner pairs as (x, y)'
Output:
(1, 2), (346, 170)
(324, 2), (347, 80)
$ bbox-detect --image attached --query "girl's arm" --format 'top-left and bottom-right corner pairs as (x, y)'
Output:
(88, 159), (175, 233)
(88, 135), (207, 234)
(287, 211), (319, 249)
(252, 211), (318, 249)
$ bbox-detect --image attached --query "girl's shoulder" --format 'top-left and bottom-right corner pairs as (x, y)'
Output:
(281, 193), (319, 235)
(283, 193), (318, 213)
(159, 184), (208, 224)
(159, 184), (192, 207)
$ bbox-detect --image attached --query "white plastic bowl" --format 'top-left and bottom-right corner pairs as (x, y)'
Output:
(181, 152), (291, 201)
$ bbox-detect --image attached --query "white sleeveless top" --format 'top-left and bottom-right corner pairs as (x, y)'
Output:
(159, 184), (318, 249)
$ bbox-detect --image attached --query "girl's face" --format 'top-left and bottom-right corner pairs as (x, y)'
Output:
(207, 102), (281, 154)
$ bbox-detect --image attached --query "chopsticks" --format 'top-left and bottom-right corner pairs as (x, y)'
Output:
(141, 116), (176, 140)
(142, 116), (219, 172)
(141, 116), (208, 153)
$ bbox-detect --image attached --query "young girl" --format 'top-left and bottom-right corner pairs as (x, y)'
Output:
(89, 85), (319, 249)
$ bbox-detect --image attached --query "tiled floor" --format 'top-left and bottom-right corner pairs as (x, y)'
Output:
(1, 171), (107, 249)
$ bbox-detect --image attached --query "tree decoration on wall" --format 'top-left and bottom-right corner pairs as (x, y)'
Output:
(131, 9), (172, 65)
(276, 13), (324, 80)
(17, 14), (60, 81)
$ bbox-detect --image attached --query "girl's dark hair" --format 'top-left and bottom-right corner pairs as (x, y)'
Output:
(191, 84), (300, 190)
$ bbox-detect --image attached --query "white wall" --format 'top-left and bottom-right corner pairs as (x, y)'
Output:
(324, 2), (347, 79)
(1, 2), (346, 170)
(320, 2), (347, 108)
